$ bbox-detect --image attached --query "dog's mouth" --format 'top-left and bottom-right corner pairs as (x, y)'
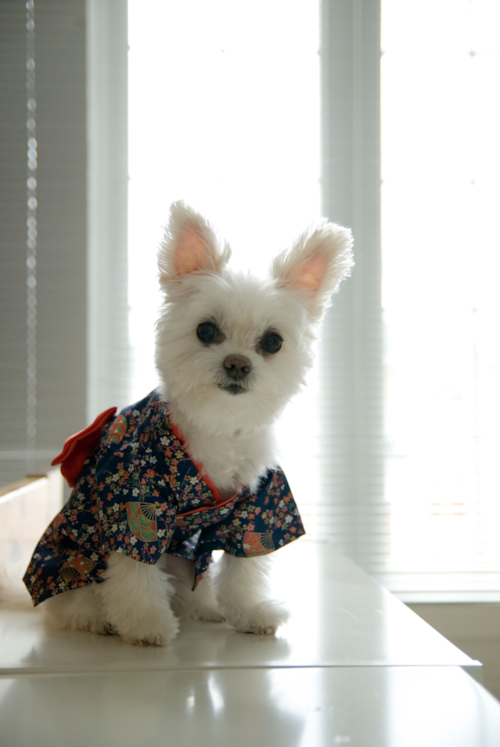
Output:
(217, 382), (248, 395)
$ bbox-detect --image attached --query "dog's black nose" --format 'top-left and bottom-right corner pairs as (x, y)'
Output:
(224, 354), (252, 380)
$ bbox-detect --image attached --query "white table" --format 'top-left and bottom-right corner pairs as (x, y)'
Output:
(1, 540), (499, 746)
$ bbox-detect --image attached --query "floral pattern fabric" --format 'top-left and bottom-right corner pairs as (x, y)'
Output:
(24, 390), (305, 605)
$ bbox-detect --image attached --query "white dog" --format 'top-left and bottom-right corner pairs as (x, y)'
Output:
(19, 202), (353, 645)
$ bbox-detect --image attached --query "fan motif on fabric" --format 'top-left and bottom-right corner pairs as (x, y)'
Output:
(126, 501), (158, 542)
(59, 553), (96, 583)
(242, 531), (275, 556)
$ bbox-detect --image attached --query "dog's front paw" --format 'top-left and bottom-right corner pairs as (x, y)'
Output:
(187, 606), (225, 623)
(91, 619), (116, 636)
(225, 600), (289, 635)
(117, 612), (180, 646)
(108, 602), (180, 646)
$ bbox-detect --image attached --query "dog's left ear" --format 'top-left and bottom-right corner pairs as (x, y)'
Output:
(272, 220), (354, 321)
(158, 201), (231, 291)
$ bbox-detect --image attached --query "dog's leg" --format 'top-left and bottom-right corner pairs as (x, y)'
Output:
(42, 583), (112, 635)
(211, 553), (289, 635)
(96, 551), (179, 646)
(160, 554), (224, 622)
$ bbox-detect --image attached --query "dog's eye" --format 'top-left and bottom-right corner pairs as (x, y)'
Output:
(196, 322), (219, 344)
(259, 332), (282, 355)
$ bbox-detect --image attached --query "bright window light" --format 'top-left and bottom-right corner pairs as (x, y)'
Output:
(128, 1), (321, 517)
(382, 0), (500, 576)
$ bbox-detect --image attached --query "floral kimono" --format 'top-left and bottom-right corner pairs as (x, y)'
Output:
(24, 390), (305, 606)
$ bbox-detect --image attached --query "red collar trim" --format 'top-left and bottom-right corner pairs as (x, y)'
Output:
(168, 415), (237, 506)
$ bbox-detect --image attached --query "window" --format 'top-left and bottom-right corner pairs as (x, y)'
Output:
(0, 0), (87, 487)
(127, 0), (323, 524)
(3, 1), (498, 602)
(128, 0), (500, 600)
(381, 0), (500, 600)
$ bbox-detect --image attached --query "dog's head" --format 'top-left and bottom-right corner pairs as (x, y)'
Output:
(155, 201), (353, 434)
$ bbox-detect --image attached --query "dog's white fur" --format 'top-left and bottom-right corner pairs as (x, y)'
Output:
(7, 202), (353, 645)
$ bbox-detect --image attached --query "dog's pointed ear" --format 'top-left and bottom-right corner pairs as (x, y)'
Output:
(272, 220), (354, 321)
(158, 201), (231, 290)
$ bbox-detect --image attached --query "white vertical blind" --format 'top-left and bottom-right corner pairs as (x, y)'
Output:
(87, 0), (131, 421)
(318, 0), (500, 601)
(318, 0), (384, 561)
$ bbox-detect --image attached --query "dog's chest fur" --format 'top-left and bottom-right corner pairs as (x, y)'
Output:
(179, 423), (276, 499)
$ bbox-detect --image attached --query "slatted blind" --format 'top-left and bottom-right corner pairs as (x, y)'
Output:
(319, 0), (500, 601)
(0, 0), (87, 486)
(317, 0), (384, 568)
(87, 0), (132, 421)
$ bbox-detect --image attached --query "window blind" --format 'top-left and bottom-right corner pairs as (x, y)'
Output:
(317, 0), (384, 569)
(319, 0), (500, 601)
(87, 0), (131, 421)
(0, 0), (87, 487)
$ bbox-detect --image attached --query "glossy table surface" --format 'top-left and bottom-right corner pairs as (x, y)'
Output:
(1, 540), (499, 746)
(2, 667), (500, 747)
(0, 541), (478, 674)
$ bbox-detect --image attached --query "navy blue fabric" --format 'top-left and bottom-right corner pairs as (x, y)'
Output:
(24, 391), (305, 605)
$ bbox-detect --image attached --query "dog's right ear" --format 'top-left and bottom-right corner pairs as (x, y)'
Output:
(272, 220), (353, 323)
(158, 201), (231, 290)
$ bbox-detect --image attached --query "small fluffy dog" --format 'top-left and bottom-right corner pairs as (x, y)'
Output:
(21, 202), (353, 645)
